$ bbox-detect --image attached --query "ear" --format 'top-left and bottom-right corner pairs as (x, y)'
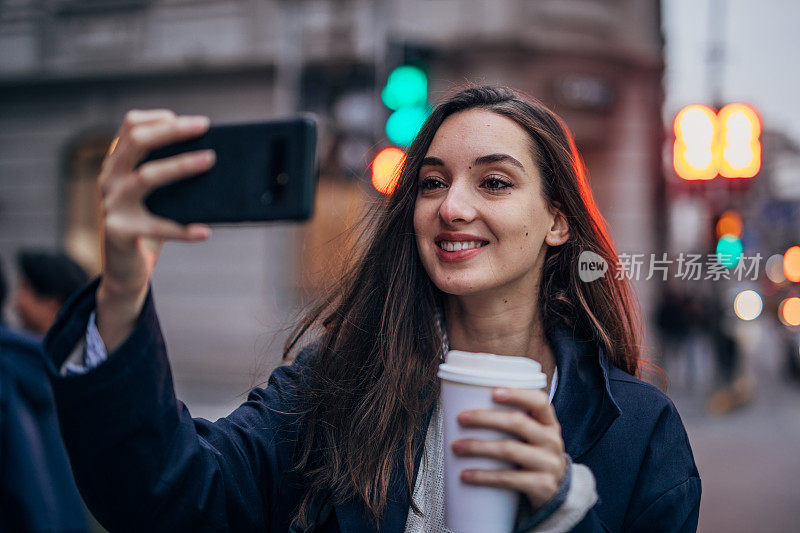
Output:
(545, 202), (570, 246)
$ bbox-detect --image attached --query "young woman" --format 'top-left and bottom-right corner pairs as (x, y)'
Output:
(44, 86), (700, 532)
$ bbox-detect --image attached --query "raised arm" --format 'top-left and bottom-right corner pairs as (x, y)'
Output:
(42, 110), (308, 532)
(44, 279), (312, 532)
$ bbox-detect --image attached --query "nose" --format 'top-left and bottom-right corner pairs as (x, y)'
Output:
(437, 181), (477, 225)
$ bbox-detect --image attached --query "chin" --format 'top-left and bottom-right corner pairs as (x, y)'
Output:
(428, 273), (489, 296)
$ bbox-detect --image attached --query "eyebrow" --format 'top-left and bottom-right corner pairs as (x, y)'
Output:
(420, 153), (525, 170)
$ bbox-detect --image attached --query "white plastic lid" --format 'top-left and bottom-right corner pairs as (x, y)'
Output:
(437, 350), (547, 388)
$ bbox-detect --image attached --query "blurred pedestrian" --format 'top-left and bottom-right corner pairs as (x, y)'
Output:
(706, 292), (752, 415)
(13, 250), (88, 336)
(655, 287), (690, 369)
(0, 258), (88, 532)
(44, 87), (699, 532)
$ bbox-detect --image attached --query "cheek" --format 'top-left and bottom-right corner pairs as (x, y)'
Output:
(412, 205), (430, 258)
(498, 207), (550, 253)
(413, 200), (437, 236)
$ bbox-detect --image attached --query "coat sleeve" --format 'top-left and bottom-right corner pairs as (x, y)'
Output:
(569, 401), (701, 533)
(43, 280), (313, 533)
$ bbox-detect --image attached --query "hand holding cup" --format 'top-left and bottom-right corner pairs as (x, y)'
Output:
(439, 350), (560, 533)
(453, 386), (567, 509)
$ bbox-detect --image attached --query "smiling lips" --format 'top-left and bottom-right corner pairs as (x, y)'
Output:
(435, 233), (489, 262)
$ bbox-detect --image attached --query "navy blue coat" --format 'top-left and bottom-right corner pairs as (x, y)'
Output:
(0, 324), (88, 533)
(43, 280), (700, 532)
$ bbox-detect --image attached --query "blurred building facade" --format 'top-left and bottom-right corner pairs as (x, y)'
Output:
(0, 0), (665, 396)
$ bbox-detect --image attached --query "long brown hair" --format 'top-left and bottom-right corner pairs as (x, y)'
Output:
(285, 85), (641, 526)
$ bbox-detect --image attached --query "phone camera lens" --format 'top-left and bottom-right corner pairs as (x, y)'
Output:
(260, 192), (273, 205)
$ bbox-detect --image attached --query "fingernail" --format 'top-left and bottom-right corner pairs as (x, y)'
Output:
(457, 412), (471, 424)
(179, 116), (210, 129)
(461, 470), (475, 482)
(191, 225), (210, 239)
(493, 388), (510, 399)
(196, 150), (216, 164)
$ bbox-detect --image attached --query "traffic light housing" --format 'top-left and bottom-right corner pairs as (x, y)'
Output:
(713, 209), (744, 269)
(673, 103), (761, 181)
(370, 64), (429, 194)
(381, 64), (430, 147)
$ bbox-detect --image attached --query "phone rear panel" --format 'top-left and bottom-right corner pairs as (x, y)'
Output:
(143, 115), (318, 224)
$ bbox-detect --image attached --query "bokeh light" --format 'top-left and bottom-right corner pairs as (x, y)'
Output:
(715, 210), (743, 239)
(766, 254), (787, 283)
(783, 246), (800, 283)
(673, 104), (717, 180)
(371, 147), (405, 195)
(718, 103), (761, 178)
(381, 65), (428, 111)
(385, 106), (429, 147)
(734, 290), (763, 321)
(715, 235), (743, 268)
(779, 297), (800, 327)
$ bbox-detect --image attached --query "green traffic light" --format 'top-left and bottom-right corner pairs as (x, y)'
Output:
(385, 106), (429, 146)
(715, 235), (743, 268)
(382, 65), (428, 111)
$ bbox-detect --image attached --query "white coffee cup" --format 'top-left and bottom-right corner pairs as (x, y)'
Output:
(438, 350), (547, 533)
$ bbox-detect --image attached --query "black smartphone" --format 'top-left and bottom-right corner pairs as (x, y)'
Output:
(142, 115), (318, 225)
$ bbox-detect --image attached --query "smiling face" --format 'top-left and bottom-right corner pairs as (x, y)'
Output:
(413, 108), (567, 299)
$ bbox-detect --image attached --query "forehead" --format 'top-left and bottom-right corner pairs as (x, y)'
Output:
(425, 108), (536, 169)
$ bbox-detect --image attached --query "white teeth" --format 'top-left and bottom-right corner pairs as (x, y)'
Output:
(438, 240), (485, 252)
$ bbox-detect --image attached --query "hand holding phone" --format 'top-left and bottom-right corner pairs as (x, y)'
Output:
(95, 111), (319, 352)
(96, 110), (217, 352)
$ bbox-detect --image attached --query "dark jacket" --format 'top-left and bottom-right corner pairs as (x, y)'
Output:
(43, 280), (700, 532)
(0, 324), (88, 533)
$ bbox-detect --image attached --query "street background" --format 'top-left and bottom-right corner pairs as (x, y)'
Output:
(1, 1), (799, 531)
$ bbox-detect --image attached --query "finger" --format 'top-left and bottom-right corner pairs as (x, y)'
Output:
(140, 217), (211, 242)
(458, 408), (554, 448)
(110, 115), (210, 174)
(120, 109), (177, 129)
(460, 469), (557, 500)
(452, 438), (561, 473)
(109, 110), (177, 155)
(129, 149), (216, 197)
(492, 387), (559, 426)
(105, 208), (211, 244)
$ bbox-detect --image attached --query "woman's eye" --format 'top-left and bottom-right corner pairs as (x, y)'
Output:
(482, 176), (512, 190)
(419, 177), (445, 190)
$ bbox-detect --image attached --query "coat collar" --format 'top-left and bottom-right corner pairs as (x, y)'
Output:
(547, 321), (621, 460)
(333, 320), (621, 532)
